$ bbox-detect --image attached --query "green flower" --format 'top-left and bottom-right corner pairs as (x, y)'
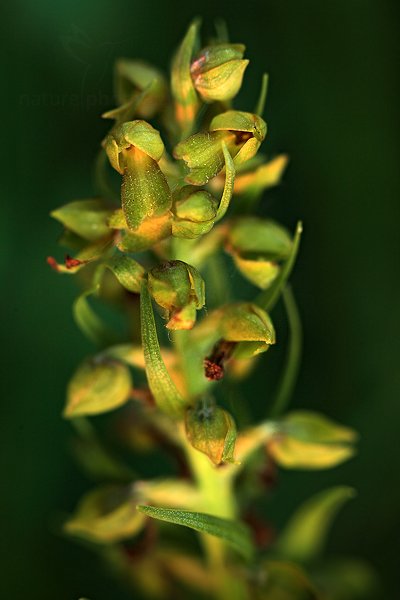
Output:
(148, 260), (205, 330)
(226, 217), (293, 289)
(191, 43), (249, 102)
(103, 120), (171, 231)
(172, 185), (218, 239)
(174, 110), (266, 185)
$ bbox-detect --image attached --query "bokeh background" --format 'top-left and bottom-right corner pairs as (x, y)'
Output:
(2, 0), (399, 598)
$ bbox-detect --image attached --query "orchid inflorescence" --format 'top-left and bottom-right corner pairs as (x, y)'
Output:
(50, 19), (363, 600)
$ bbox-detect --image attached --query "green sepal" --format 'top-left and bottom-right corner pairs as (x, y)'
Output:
(64, 357), (132, 418)
(64, 485), (145, 544)
(228, 218), (292, 261)
(121, 146), (172, 231)
(210, 110), (266, 141)
(140, 280), (187, 417)
(233, 154), (288, 197)
(103, 120), (165, 174)
(226, 217), (292, 290)
(220, 303), (275, 357)
(137, 505), (254, 562)
(51, 199), (113, 242)
(185, 403), (238, 465)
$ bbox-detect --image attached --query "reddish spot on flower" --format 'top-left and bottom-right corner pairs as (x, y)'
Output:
(65, 254), (84, 269)
(204, 358), (224, 381)
(46, 256), (60, 272)
(204, 339), (236, 381)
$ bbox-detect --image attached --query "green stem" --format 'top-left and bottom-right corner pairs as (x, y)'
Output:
(269, 285), (302, 417)
(182, 436), (246, 600)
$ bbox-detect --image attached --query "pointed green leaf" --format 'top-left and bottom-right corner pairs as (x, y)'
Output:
(140, 280), (186, 417)
(277, 486), (356, 563)
(64, 357), (132, 418)
(137, 505), (254, 561)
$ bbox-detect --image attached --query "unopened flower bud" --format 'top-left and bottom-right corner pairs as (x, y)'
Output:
(114, 59), (168, 119)
(103, 121), (171, 231)
(191, 43), (249, 102)
(172, 185), (218, 239)
(174, 110), (266, 185)
(148, 260), (205, 330)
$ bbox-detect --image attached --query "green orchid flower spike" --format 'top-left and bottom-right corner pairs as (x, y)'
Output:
(50, 19), (365, 600)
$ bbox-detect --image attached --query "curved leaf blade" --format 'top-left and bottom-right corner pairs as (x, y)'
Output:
(137, 505), (254, 561)
(140, 280), (186, 417)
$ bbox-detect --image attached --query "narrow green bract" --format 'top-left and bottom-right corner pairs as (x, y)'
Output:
(140, 280), (186, 417)
(137, 505), (254, 561)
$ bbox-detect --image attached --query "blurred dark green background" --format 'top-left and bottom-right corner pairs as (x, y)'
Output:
(2, 0), (399, 598)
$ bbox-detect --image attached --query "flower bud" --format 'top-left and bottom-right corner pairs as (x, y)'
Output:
(267, 411), (357, 469)
(173, 110), (266, 185)
(171, 20), (201, 134)
(114, 59), (168, 119)
(148, 260), (205, 330)
(103, 120), (171, 231)
(190, 43), (249, 102)
(185, 401), (237, 465)
(172, 185), (218, 239)
(226, 217), (293, 289)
